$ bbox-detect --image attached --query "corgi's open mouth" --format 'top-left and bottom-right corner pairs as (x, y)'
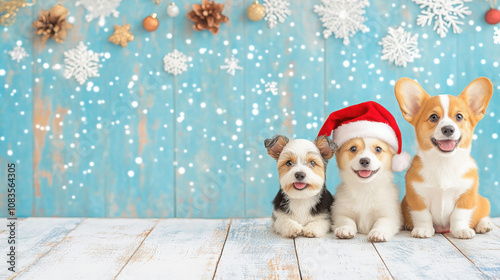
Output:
(432, 137), (461, 153)
(353, 169), (379, 179)
(293, 182), (309, 190)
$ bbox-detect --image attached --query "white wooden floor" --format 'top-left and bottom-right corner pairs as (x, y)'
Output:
(2, 218), (500, 280)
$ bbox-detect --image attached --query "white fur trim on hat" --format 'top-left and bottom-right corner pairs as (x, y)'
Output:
(331, 120), (399, 152)
(392, 151), (411, 172)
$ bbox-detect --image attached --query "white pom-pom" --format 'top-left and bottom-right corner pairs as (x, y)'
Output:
(392, 151), (411, 172)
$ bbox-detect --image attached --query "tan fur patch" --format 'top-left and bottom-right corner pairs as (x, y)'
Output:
(277, 152), (296, 180)
(446, 95), (476, 150)
(413, 96), (445, 151)
(370, 139), (395, 170)
(314, 136), (335, 160)
(402, 156), (427, 212)
(306, 153), (326, 181)
(266, 136), (289, 160)
(335, 138), (365, 170)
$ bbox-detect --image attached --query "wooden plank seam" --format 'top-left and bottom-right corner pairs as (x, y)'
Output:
(211, 219), (232, 280)
(113, 219), (161, 279)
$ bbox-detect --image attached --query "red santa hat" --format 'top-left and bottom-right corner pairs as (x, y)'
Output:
(318, 101), (411, 172)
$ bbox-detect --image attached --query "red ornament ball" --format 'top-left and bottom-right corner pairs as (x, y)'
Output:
(485, 8), (500, 25)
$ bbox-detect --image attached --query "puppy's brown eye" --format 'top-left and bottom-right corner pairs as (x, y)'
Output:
(349, 146), (357, 152)
(310, 161), (316, 166)
(455, 113), (463, 121)
(286, 160), (293, 167)
(429, 114), (439, 122)
(375, 147), (382, 153)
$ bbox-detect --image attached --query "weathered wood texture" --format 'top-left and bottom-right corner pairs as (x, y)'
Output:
(0, 1), (499, 218)
(15, 218), (157, 279)
(295, 235), (392, 279)
(116, 219), (229, 280)
(0, 218), (82, 279)
(3, 218), (500, 279)
(373, 231), (486, 279)
(214, 219), (300, 279)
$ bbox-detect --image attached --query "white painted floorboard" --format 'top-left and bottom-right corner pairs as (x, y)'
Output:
(116, 219), (229, 280)
(0, 218), (83, 279)
(214, 219), (301, 280)
(4, 217), (500, 279)
(14, 218), (157, 280)
(295, 234), (392, 279)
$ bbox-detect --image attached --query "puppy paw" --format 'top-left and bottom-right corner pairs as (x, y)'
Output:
(282, 225), (303, 238)
(302, 225), (327, 238)
(452, 228), (475, 239)
(411, 227), (435, 238)
(368, 229), (390, 242)
(475, 218), (493, 234)
(334, 226), (356, 239)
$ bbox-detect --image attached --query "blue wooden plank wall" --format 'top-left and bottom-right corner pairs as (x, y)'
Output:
(1, 0), (499, 218)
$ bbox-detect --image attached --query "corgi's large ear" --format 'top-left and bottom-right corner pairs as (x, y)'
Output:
(458, 77), (493, 122)
(264, 135), (289, 160)
(395, 78), (430, 124)
(314, 136), (337, 161)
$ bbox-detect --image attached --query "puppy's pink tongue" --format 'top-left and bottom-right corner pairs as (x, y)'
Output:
(437, 140), (456, 151)
(294, 183), (307, 189)
(358, 170), (372, 178)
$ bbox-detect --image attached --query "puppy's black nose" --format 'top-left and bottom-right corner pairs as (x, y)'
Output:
(359, 158), (370, 167)
(441, 126), (455, 137)
(295, 172), (306, 181)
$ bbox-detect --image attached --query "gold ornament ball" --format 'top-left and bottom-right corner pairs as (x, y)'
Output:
(143, 13), (159, 31)
(247, 1), (265, 21)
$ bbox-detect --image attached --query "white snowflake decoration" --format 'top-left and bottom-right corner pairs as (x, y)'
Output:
(265, 81), (278, 95)
(163, 50), (188, 76)
(494, 27), (500, 45)
(263, 0), (291, 29)
(8, 45), (28, 63)
(64, 41), (101, 85)
(220, 56), (243, 76)
(76, 0), (121, 26)
(314, 0), (370, 45)
(379, 27), (421, 68)
(412, 0), (472, 38)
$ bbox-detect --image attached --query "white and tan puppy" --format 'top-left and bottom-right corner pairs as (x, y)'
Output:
(332, 137), (403, 242)
(318, 101), (409, 242)
(265, 135), (336, 238)
(395, 77), (494, 239)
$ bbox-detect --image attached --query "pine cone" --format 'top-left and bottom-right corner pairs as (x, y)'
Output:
(32, 4), (73, 43)
(187, 0), (229, 35)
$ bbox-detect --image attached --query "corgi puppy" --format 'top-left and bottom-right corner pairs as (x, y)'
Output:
(318, 101), (408, 242)
(264, 135), (336, 238)
(395, 77), (494, 239)
(332, 137), (403, 242)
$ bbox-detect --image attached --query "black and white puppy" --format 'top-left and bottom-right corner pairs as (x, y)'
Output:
(264, 135), (336, 238)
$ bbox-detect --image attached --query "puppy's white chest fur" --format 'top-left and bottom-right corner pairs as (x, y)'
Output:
(334, 181), (400, 234)
(414, 149), (476, 227)
(285, 198), (320, 225)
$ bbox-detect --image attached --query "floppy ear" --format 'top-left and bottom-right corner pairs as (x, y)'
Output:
(264, 135), (289, 160)
(395, 78), (430, 124)
(314, 135), (337, 161)
(458, 77), (493, 122)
